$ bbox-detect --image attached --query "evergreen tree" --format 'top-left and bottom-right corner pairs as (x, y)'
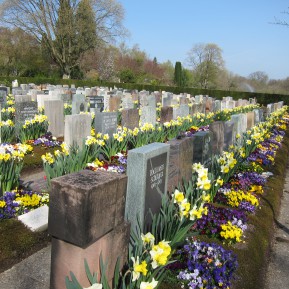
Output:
(174, 61), (183, 87)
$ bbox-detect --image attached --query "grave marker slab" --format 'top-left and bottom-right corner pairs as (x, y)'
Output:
(192, 131), (212, 165)
(121, 108), (139, 129)
(125, 143), (169, 230)
(167, 137), (193, 193)
(64, 114), (91, 149)
(15, 101), (38, 124)
(160, 106), (173, 123)
(209, 121), (225, 155)
(44, 100), (64, 138)
(140, 106), (156, 126)
(95, 112), (118, 137)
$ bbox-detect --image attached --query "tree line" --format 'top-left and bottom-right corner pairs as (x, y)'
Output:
(0, 0), (288, 94)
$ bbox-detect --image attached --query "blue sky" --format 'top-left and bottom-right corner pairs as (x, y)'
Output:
(118, 0), (289, 80)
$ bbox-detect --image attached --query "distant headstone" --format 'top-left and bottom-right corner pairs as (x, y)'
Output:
(246, 111), (255, 129)
(160, 106), (173, 123)
(95, 112), (118, 137)
(121, 108), (139, 129)
(109, 96), (121, 112)
(15, 101), (38, 124)
(125, 142), (170, 231)
(44, 100), (64, 138)
(89, 96), (104, 112)
(64, 114), (91, 149)
(140, 106), (156, 126)
(0, 86), (8, 105)
(122, 96), (134, 109)
(15, 95), (32, 102)
(72, 94), (88, 114)
(253, 109), (260, 124)
(213, 100), (221, 112)
(239, 113), (247, 133)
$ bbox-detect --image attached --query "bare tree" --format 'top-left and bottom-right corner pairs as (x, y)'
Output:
(0, 0), (127, 78)
(187, 43), (224, 89)
(272, 7), (289, 27)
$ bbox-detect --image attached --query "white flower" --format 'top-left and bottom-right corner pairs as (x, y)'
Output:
(83, 283), (102, 289)
(140, 278), (158, 289)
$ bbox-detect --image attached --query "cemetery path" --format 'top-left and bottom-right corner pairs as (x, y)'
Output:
(264, 166), (289, 289)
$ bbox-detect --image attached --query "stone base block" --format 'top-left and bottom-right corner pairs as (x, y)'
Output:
(50, 222), (130, 289)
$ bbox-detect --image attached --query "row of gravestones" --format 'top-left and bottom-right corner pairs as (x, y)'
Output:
(47, 107), (269, 288)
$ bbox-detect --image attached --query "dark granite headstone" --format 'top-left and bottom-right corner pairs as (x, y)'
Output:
(125, 143), (170, 231)
(167, 137), (194, 192)
(209, 121), (225, 155)
(89, 96), (104, 111)
(0, 86), (7, 104)
(15, 101), (38, 124)
(95, 112), (118, 137)
(121, 108), (139, 129)
(192, 131), (213, 166)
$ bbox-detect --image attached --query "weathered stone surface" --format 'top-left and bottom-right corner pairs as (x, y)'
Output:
(209, 121), (225, 155)
(50, 222), (130, 289)
(223, 120), (236, 150)
(192, 131), (212, 165)
(109, 96), (121, 112)
(160, 106), (173, 123)
(247, 111), (255, 129)
(140, 106), (156, 126)
(64, 114), (91, 149)
(125, 143), (169, 231)
(167, 137), (193, 193)
(15, 101), (38, 124)
(18, 205), (49, 232)
(44, 100), (64, 138)
(121, 108), (139, 129)
(49, 170), (127, 247)
(95, 112), (118, 137)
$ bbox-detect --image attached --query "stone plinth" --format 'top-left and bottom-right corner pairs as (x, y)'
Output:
(50, 222), (130, 289)
(49, 170), (127, 247)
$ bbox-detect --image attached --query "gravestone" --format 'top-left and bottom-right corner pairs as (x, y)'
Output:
(121, 108), (139, 129)
(192, 131), (212, 166)
(95, 112), (118, 137)
(125, 142), (170, 231)
(239, 113), (247, 133)
(162, 93), (173, 107)
(231, 114), (243, 142)
(253, 109), (260, 124)
(0, 86), (8, 105)
(0, 104), (1, 143)
(15, 95), (32, 102)
(160, 106), (173, 123)
(122, 96), (134, 109)
(49, 170), (130, 289)
(15, 101), (38, 125)
(72, 94), (88, 114)
(223, 120), (236, 150)
(209, 121), (225, 155)
(89, 96), (104, 112)
(247, 111), (255, 129)
(213, 100), (221, 112)
(140, 106), (156, 126)
(109, 96), (121, 112)
(64, 114), (91, 149)
(167, 137), (194, 193)
(44, 100), (64, 138)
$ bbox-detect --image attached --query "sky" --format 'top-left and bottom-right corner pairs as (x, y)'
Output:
(118, 0), (289, 80)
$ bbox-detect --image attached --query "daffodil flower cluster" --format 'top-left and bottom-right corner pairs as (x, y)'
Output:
(172, 189), (208, 221)
(192, 163), (212, 191)
(127, 232), (170, 287)
(217, 151), (237, 174)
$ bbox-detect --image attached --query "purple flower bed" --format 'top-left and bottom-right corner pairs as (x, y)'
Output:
(193, 203), (248, 237)
(177, 240), (238, 289)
